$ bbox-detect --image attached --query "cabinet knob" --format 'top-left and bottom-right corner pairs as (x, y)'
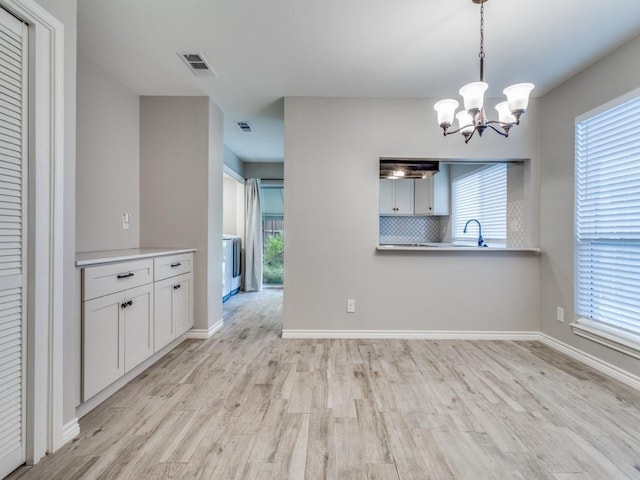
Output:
(173, 284), (181, 290)
(121, 300), (133, 309)
(170, 262), (182, 268)
(117, 272), (134, 279)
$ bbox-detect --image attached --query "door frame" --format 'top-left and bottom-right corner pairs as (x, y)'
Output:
(0, 0), (65, 464)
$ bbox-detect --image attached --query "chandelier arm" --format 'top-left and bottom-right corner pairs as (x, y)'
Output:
(441, 124), (476, 136)
(485, 119), (516, 128)
(486, 124), (508, 137)
(462, 128), (477, 143)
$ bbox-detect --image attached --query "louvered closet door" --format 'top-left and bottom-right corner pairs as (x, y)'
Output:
(0, 7), (27, 478)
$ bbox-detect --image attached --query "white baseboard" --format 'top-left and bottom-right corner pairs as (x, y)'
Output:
(186, 319), (223, 339)
(281, 329), (540, 341)
(538, 333), (640, 391)
(61, 418), (80, 445)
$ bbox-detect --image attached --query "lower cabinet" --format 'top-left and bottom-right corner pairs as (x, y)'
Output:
(123, 284), (154, 372)
(82, 292), (124, 400)
(82, 283), (153, 399)
(154, 272), (193, 352)
(81, 252), (194, 402)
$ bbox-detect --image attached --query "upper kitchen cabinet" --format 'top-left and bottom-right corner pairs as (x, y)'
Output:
(379, 179), (414, 214)
(414, 163), (450, 215)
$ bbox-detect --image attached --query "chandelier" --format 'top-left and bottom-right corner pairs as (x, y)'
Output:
(433, 0), (534, 143)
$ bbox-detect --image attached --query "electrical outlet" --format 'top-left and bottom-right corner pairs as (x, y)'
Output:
(556, 306), (564, 322)
(347, 299), (355, 313)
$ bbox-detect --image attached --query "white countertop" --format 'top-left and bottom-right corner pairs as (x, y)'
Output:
(76, 248), (197, 267)
(376, 244), (540, 253)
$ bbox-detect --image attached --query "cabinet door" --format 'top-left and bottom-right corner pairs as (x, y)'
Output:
(123, 283), (154, 372)
(379, 179), (396, 214)
(394, 180), (414, 214)
(83, 292), (124, 400)
(154, 278), (174, 352)
(414, 178), (433, 215)
(414, 165), (450, 216)
(173, 273), (193, 337)
(432, 163), (450, 215)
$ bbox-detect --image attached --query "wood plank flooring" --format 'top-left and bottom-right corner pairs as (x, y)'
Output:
(9, 289), (640, 479)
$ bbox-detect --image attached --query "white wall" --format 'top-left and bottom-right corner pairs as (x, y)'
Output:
(140, 97), (223, 332)
(539, 34), (640, 376)
(284, 97), (540, 333)
(76, 54), (140, 252)
(244, 161), (284, 179)
(224, 145), (244, 178)
(223, 174), (245, 238)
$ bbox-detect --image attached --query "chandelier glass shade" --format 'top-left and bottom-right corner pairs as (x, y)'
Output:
(434, 0), (534, 143)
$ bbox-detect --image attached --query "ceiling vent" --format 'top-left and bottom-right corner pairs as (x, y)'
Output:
(178, 52), (216, 77)
(235, 121), (252, 133)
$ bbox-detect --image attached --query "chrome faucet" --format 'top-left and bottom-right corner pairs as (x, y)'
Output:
(464, 219), (488, 247)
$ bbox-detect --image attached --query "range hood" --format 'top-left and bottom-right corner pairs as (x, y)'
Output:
(379, 158), (440, 179)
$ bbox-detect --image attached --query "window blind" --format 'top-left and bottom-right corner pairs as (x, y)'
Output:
(575, 95), (640, 346)
(452, 164), (506, 245)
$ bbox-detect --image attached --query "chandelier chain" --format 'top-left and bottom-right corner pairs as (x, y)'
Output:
(479, 1), (485, 60)
(479, 1), (485, 81)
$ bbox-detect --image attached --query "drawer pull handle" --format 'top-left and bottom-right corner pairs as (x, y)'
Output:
(121, 300), (133, 309)
(117, 273), (134, 279)
(173, 284), (181, 290)
(170, 262), (182, 268)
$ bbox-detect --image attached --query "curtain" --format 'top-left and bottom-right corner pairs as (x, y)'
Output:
(244, 178), (263, 291)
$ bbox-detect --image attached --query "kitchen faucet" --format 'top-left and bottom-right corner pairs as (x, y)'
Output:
(464, 219), (488, 247)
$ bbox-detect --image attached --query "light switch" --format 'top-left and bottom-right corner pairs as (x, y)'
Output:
(123, 213), (130, 230)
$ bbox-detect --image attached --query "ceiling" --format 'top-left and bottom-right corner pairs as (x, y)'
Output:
(77, 0), (640, 163)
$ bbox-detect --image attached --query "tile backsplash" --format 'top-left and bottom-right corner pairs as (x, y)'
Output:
(379, 216), (442, 244)
(380, 206), (525, 246)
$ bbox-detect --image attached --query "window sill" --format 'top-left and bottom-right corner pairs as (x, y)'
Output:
(571, 319), (640, 360)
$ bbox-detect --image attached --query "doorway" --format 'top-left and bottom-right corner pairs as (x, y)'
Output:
(260, 180), (283, 286)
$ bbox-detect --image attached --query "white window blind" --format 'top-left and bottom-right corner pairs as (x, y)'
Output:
(452, 164), (506, 245)
(574, 95), (640, 352)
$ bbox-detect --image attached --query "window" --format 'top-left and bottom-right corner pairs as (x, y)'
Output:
(573, 94), (640, 356)
(261, 181), (284, 285)
(452, 164), (507, 246)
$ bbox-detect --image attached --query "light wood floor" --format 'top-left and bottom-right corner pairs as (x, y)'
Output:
(9, 289), (640, 479)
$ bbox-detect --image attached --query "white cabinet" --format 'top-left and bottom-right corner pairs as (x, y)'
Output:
(123, 284), (154, 372)
(154, 272), (193, 352)
(82, 282), (153, 400)
(414, 164), (450, 215)
(81, 251), (194, 401)
(154, 253), (193, 281)
(379, 179), (414, 215)
(173, 274), (193, 337)
(82, 292), (124, 400)
(154, 253), (194, 351)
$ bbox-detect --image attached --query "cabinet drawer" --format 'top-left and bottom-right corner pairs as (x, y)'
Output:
(154, 253), (193, 281)
(83, 259), (153, 301)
